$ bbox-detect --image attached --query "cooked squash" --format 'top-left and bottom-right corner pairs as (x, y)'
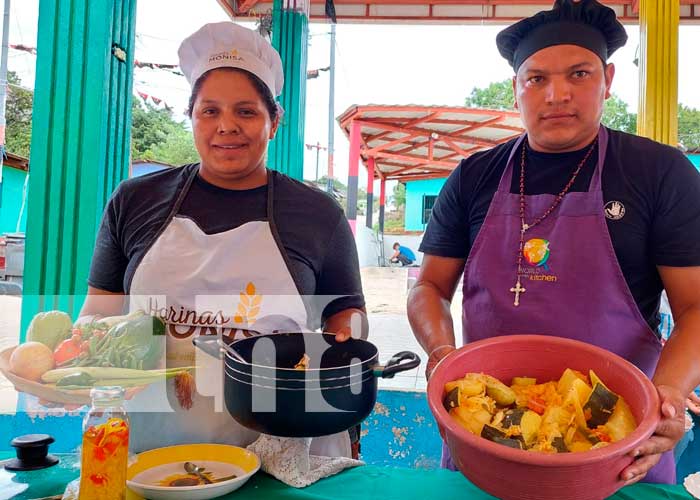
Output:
(557, 368), (588, 396)
(501, 408), (542, 446)
(563, 389), (589, 431)
(482, 374), (517, 406)
(450, 406), (492, 436)
(551, 436), (569, 453)
(589, 369), (609, 390)
(501, 408), (526, 428)
(493, 436), (525, 449)
(481, 425), (524, 449)
(444, 376), (485, 398)
(443, 387), (460, 411)
(604, 397), (637, 441)
(445, 369), (635, 455)
(568, 438), (594, 453)
(512, 376), (537, 386)
(565, 378), (593, 406)
(481, 424), (507, 441)
(583, 383), (619, 428)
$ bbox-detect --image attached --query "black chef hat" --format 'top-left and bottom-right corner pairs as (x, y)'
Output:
(496, 0), (628, 72)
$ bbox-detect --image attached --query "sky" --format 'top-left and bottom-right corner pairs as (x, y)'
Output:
(3, 0), (700, 189)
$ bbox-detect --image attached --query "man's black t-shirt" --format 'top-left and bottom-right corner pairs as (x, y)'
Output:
(88, 165), (365, 326)
(420, 128), (700, 331)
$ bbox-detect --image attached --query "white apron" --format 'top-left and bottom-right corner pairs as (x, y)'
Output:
(126, 168), (351, 457)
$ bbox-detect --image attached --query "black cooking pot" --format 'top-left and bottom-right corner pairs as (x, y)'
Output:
(193, 332), (419, 437)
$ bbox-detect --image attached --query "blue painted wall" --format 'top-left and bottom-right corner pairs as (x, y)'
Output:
(404, 179), (447, 232)
(131, 162), (171, 177)
(0, 166), (28, 234)
(688, 154), (700, 169)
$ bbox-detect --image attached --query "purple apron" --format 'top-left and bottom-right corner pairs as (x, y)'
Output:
(442, 127), (674, 484)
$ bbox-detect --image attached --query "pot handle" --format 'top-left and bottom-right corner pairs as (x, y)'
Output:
(192, 336), (224, 359)
(373, 351), (420, 379)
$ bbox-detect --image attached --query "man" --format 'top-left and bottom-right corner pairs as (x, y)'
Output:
(408, 0), (700, 485)
(391, 242), (416, 266)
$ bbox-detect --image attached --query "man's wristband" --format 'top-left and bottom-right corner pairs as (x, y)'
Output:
(428, 344), (455, 360)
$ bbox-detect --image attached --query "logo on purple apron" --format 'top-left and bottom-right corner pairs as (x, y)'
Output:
(521, 238), (557, 282)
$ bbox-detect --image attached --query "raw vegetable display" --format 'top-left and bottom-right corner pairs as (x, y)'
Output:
(443, 369), (637, 453)
(5, 309), (190, 400)
(52, 311), (166, 370)
(26, 310), (73, 350)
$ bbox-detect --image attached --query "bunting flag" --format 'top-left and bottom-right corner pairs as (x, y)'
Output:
(135, 89), (172, 110)
(134, 59), (184, 76)
(11, 44), (183, 76)
(9, 44), (36, 55)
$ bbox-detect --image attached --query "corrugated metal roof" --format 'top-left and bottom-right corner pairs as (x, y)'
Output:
(337, 104), (524, 181)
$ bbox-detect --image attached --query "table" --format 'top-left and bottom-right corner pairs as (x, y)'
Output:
(0, 453), (693, 500)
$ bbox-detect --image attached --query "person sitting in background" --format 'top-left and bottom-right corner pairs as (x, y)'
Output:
(391, 242), (416, 266)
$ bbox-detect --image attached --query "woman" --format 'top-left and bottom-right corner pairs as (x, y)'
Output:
(79, 22), (367, 457)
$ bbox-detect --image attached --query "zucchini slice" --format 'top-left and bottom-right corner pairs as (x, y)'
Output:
(443, 387), (460, 411)
(583, 383), (619, 428)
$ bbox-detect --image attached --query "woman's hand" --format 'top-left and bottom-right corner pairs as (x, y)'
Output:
(324, 308), (368, 342)
(620, 384), (686, 485)
(333, 326), (353, 343)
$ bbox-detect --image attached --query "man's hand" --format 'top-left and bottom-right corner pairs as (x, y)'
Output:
(620, 385), (686, 485)
(687, 391), (700, 415)
(425, 345), (456, 380)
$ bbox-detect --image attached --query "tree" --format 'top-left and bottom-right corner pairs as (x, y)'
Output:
(131, 100), (199, 165)
(314, 175), (371, 214)
(601, 94), (637, 134)
(392, 182), (406, 209)
(464, 78), (638, 134)
(149, 126), (200, 165)
(465, 79), (514, 110)
(5, 71), (33, 158)
(679, 104), (700, 151)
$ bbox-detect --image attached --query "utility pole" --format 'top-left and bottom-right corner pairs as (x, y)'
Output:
(326, 23), (336, 195)
(0, 0), (11, 201)
(305, 142), (327, 182)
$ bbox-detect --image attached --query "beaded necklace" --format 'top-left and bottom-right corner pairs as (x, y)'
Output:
(510, 138), (598, 306)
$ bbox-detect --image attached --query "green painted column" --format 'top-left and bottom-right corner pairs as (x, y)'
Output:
(20, 0), (137, 338)
(268, 0), (308, 181)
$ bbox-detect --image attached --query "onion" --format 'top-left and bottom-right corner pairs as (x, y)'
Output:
(10, 342), (56, 382)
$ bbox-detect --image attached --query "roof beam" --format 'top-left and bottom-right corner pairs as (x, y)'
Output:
(232, 1), (700, 24)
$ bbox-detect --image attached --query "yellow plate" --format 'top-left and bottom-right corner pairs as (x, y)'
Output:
(126, 444), (260, 500)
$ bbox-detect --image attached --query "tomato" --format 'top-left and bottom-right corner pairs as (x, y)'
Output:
(53, 339), (81, 365)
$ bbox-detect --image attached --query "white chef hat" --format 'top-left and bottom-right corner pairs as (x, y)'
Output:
(178, 22), (284, 98)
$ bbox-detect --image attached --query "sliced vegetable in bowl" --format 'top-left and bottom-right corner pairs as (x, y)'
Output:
(443, 368), (638, 454)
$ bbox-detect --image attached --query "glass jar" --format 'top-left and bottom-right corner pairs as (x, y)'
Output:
(78, 386), (130, 500)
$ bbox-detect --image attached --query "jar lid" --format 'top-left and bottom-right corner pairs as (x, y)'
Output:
(4, 434), (59, 472)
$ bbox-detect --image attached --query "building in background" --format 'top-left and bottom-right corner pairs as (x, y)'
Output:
(130, 159), (176, 177)
(687, 149), (700, 169)
(0, 152), (29, 235)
